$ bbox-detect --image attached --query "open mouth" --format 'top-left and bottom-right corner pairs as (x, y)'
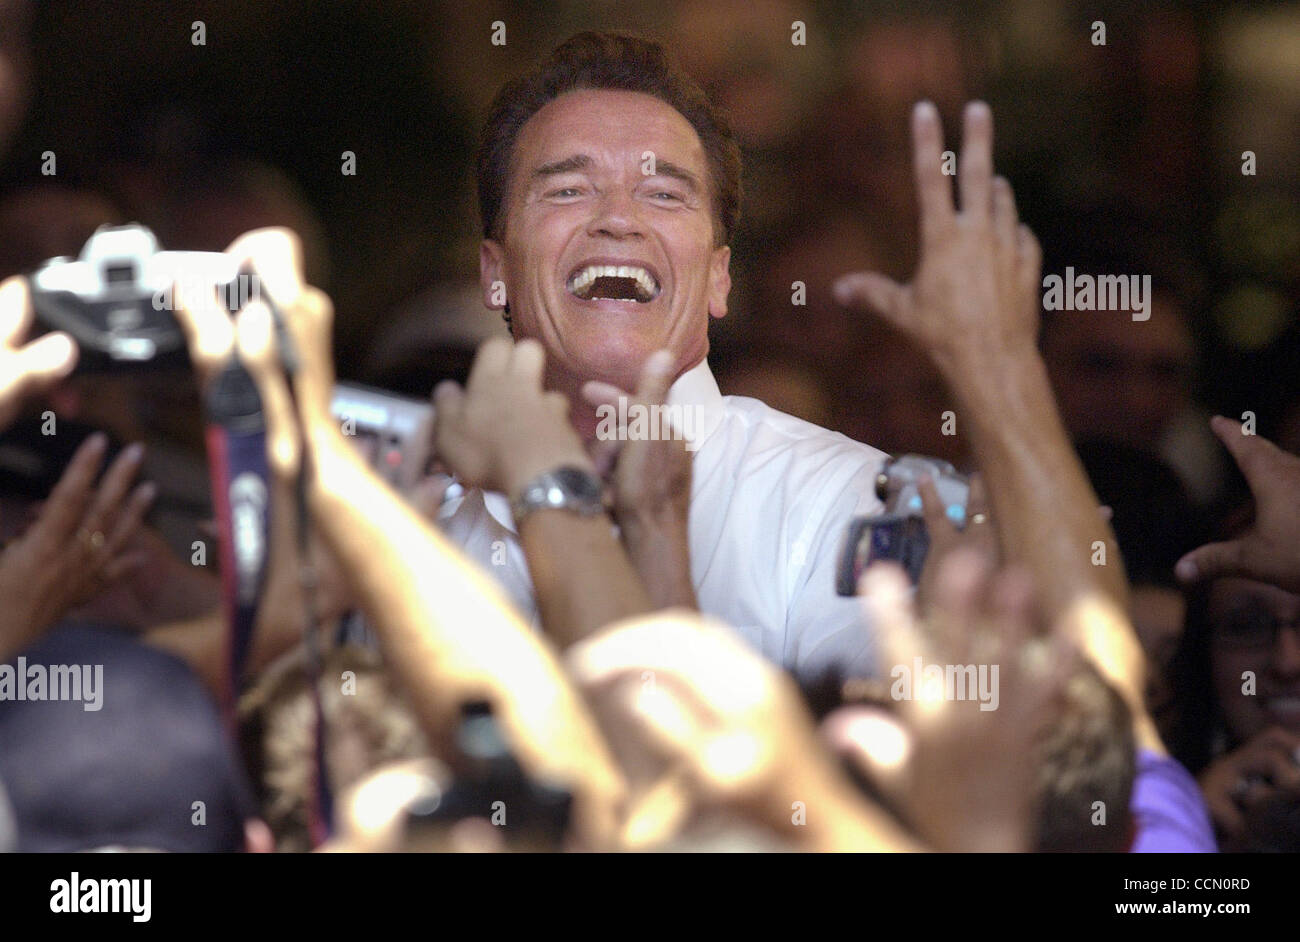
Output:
(566, 263), (661, 303)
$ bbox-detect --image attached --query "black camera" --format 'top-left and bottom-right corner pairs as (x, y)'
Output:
(27, 224), (257, 372)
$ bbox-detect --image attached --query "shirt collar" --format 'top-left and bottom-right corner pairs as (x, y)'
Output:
(667, 357), (726, 451)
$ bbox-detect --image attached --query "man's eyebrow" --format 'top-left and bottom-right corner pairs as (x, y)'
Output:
(646, 160), (702, 192)
(531, 154), (594, 178)
(529, 154), (702, 192)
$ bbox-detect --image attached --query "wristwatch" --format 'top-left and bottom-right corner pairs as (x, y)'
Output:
(510, 465), (606, 524)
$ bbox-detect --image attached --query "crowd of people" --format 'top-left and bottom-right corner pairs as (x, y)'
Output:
(0, 9), (1298, 855)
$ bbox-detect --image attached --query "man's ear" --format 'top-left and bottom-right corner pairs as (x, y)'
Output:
(480, 239), (507, 310)
(707, 245), (731, 320)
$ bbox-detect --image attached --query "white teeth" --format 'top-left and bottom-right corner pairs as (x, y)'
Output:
(567, 263), (659, 300)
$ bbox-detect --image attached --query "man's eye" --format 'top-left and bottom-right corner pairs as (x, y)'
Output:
(651, 191), (682, 202)
(548, 188), (582, 198)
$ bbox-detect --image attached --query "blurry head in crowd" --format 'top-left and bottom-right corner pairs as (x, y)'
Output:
(670, 0), (825, 150)
(240, 645), (428, 853)
(1171, 562), (1300, 852)
(750, 210), (890, 360)
(0, 0), (32, 155)
(116, 154), (330, 288)
(1205, 573), (1300, 750)
(476, 31), (740, 394)
(1034, 660), (1136, 852)
(0, 624), (255, 852)
(1041, 284), (1196, 447)
(805, 16), (971, 233)
(1172, 503), (1300, 759)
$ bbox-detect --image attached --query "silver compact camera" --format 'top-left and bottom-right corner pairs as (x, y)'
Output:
(835, 454), (971, 594)
(330, 383), (435, 490)
(28, 224), (256, 370)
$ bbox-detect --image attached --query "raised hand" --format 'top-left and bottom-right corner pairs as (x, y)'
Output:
(1198, 726), (1300, 848)
(833, 101), (1042, 373)
(1176, 417), (1300, 595)
(0, 433), (154, 656)
(838, 551), (1075, 852)
(433, 336), (593, 500)
(566, 610), (863, 846)
(583, 350), (696, 609)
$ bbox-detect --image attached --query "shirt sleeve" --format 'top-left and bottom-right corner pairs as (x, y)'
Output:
(1129, 749), (1218, 853)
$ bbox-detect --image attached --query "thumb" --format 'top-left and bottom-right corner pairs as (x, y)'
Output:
(833, 271), (905, 321)
(635, 350), (676, 405)
(1176, 539), (1248, 585)
(10, 332), (78, 389)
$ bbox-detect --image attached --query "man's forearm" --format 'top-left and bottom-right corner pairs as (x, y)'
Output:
(938, 345), (1156, 747)
(939, 345), (1128, 615)
(518, 511), (654, 648)
(617, 514), (698, 611)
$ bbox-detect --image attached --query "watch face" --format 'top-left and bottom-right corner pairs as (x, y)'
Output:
(553, 466), (603, 502)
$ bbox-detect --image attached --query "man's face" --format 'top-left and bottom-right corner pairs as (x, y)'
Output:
(1042, 295), (1193, 445)
(482, 89), (730, 390)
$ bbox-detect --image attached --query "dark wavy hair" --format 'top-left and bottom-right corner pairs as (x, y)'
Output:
(477, 31), (742, 248)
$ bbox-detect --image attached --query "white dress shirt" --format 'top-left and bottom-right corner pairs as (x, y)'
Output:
(436, 359), (889, 681)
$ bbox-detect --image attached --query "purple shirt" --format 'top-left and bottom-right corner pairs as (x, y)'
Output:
(1129, 748), (1217, 852)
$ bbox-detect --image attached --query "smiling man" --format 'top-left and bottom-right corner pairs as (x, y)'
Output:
(436, 32), (888, 681)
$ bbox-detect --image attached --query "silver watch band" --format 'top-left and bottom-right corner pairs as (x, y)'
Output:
(509, 466), (606, 524)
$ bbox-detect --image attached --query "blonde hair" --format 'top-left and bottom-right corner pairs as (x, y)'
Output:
(239, 644), (429, 852)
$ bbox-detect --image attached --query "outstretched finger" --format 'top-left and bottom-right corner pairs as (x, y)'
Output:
(917, 475), (960, 555)
(465, 336), (513, 393)
(79, 442), (146, 544)
(1209, 415), (1287, 485)
(634, 350), (675, 406)
(859, 561), (927, 682)
(1175, 539), (1249, 586)
(102, 481), (157, 559)
(0, 277), (33, 346)
(173, 282), (235, 383)
(958, 101), (994, 221)
(832, 271), (907, 324)
(236, 300), (301, 479)
(911, 101), (955, 241)
(33, 432), (108, 545)
(992, 177), (1018, 248)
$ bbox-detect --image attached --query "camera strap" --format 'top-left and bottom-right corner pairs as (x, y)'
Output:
(203, 284), (333, 847)
(205, 357), (271, 717)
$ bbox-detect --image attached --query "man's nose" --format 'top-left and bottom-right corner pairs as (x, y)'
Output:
(587, 189), (644, 240)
